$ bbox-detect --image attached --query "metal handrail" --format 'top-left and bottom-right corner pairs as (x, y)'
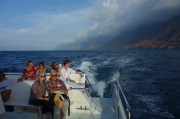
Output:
(117, 80), (131, 111)
(85, 76), (95, 96)
(5, 73), (57, 76)
(113, 80), (131, 119)
(75, 83), (92, 86)
(68, 87), (89, 90)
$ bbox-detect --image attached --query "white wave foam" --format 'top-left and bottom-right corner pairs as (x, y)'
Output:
(93, 81), (106, 97)
(118, 58), (135, 67)
(135, 94), (174, 118)
(78, 61), (97, 72)
(108, 71), (120, 83)
(77, 61), (108, 97)
(78, 61), (97, 84)
(103, 58), (112, 65)
(78, 61), (121, 97)
(131, 67), (153, 72)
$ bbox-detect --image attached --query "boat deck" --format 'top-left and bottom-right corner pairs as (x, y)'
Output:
(67, 98), (116, 119)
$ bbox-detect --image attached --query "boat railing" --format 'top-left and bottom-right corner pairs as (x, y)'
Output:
(85, 76), (96, 96)
(112, 80), (131, 119)
(4, 73), (96, 95)
(68, 87), (89, 90)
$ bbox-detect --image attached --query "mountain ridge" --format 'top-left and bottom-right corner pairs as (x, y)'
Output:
(108, 15), (180, 50)
(55, 15), (180, 50)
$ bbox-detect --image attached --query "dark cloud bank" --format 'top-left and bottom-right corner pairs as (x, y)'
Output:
(55, 0), (180, 50)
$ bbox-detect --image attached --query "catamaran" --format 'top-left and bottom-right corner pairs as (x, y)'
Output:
(0, 72), (131, 119)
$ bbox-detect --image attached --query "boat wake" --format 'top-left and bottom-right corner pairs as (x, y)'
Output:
(78, 61), (109, 97)
(78, 61), (121, 97)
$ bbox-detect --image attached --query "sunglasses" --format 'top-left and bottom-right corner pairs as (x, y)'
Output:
(51, 75), (57, 77)
(39, 64), (44, 66)
(0, 74), (6, 76)
(55, 64), (58, 65)
(40, 76), (46, 77)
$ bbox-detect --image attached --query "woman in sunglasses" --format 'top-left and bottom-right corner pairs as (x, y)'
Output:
(29, 72), (51, 119)
(50, 62), (62, 75)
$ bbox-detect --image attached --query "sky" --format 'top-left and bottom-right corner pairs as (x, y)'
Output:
(0, 0), (180, 51)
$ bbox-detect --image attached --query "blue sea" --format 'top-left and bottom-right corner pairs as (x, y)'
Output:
(0, 50), (180, 119)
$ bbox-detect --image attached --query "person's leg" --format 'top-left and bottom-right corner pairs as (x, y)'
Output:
(30, 99), (50, 113)
(1, 90), (14, 112)
(53, 105), (61, 119)
(30, 99), (51, 118)
(1, 89), (12, 102)
(4, 105), (14, 112)
(61, 100), (69, 119)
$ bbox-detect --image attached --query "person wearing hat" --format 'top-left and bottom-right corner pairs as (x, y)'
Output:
(46, 71), (69, 119)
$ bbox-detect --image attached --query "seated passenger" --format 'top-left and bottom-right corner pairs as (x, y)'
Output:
(49, 62), (62, 80)
(46, 71), (69, 119)
(50, 62), (62, 75)
(23, 60), (37, 80)
(36, 62), (51, 79)
(60, 60), (84, 83)
(0, 70), (31, 102)
(29, 72), (51, 119)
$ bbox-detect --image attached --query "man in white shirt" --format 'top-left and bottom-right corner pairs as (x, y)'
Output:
(60, 60), (84, 83)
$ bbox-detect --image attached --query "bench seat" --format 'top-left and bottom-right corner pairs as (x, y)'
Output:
(3, 80), (42, 117)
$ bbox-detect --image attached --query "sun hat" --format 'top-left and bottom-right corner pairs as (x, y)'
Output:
(54, 94), (64, 107)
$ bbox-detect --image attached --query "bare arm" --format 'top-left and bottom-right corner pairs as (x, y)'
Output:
(48, 87), (68, 95)
(39, 97), (49, 101)
(45, 66), (51, 69)
(66, 77), (76, 83)
(35, 70), (40, 79)
(75, 72), (84, 77)
(17, 72), (33, 82)
(0, 89), (12, 102)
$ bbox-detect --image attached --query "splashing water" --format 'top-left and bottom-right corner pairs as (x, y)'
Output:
(108, 71), (120, 83)
(78, 61), (108, 97)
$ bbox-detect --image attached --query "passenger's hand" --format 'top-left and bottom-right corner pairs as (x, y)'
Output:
(59, 65), (63, 69)
(44, 98), (49, 101)
(25, 71), (33, 77)
(71, 80), (76, 83)
(29, 71), (34, 75)
(80, 73), (84, 77)
(39, 97), (49, 101)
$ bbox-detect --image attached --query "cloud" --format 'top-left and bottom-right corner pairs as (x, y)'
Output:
(0, 0), (180, 50)
(90, 0), (180, 32)
(63, 0), (180, 45)
(0, 6), (95, 50)
(58, 23), (98, 44)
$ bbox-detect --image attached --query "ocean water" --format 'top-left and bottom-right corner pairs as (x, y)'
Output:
(0, 50), (179, 119)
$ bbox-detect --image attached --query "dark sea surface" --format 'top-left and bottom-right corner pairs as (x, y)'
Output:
(0, 50), (179, 119)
